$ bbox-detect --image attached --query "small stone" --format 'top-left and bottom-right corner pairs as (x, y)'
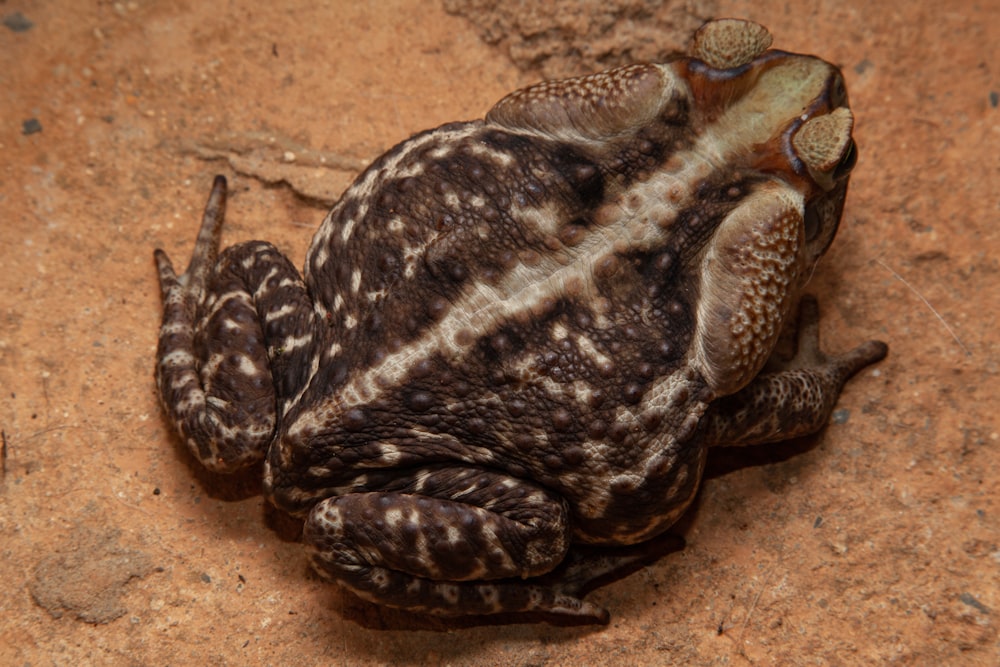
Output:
(3, 12), (34, 32)
(22, 118), (42, 135)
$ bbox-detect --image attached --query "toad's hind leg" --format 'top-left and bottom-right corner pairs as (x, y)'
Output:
(304, 466), (624, 622)
(154, 176), (316, 472)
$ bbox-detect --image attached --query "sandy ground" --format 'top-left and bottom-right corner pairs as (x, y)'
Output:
(1, 0), (998, 664)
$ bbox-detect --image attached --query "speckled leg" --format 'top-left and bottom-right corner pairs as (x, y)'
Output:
(154, 176), (316, 472)
(702, 296), (887, 446)
(304, 466), (620, 622)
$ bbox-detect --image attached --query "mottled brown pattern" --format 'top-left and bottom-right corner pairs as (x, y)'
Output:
(154, 19), (885, 622)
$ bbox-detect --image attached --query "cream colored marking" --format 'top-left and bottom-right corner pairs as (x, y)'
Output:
(282, 352), (322, 412)
(385, 508), (404, 528)
(312, 244), (330, 270)
(202, 352), (225, 378)
(339, 217), (357, 244)
(252, 266), (282, 299)
(469, 141), (515, 166)
(387, 217), (405, 234)
(378, 443), (401, 464)
(574, 334), (611, 369)
(203, 290), (249, 322)
(265, 303), (297, 322)
(400, 233), (442, 280)
(344, 314), (358, 330)
(511, 201), (562, 237)
(237, 355), (261, 376)
(278, 333), (312, 352)
(350, 268), (362, 293)
(160, 321), (193, 336)
(568, 379), (598, 405)
(396, 160), (426, 179)
(430, 145), (451, 159)
(330, 125), (481, 228)
(438, 584), (460, 605)
(205, 395), (230, 411)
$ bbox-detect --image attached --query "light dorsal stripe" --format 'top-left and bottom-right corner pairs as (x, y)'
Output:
(298, 58), (828, 417)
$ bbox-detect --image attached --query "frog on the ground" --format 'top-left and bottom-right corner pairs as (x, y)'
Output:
(154, 18), (887, 623)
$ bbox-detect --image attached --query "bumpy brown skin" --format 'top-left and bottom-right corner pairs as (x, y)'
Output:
(154, 19), (887, 623)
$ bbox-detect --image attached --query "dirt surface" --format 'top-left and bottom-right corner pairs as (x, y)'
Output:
(1, 0), (997, 664)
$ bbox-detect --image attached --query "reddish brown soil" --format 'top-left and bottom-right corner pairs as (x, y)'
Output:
(1, 1), (997, 664)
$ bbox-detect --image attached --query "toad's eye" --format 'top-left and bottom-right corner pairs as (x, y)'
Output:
(833, 140), (858, 180)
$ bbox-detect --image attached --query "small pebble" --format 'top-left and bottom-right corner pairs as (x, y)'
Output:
(22, 118), (42, 135)
(3, 12), (33, 32)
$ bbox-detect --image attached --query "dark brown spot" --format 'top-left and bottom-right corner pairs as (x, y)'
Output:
(427, 297), (449, 321)
(378, 252), (398, 271)
(611, 477), (637, 494)
(587, 388), (606, 409)
(676, 414), (700, 442)
(641, 410), (663, 431)
(559, 223), (586, 246)
(407, 391), (435, 412)
(595, 255), (619, 279)
(514, 433), (535, 451)
(491, 333), (513, 355)
(344, 408), (367, 431)
(649, 453), (674, 478)
(551, 408), (574, 432)
(448, 262), (468, 282)
(531, 296), (558, 318)
(508, 399), (527, 418)
(521, 249), (542, 266)
(564, 446), (586, 466)
(623, 383), (644, 404)
(543, 454), (562, 469)
(587, 419), (608, 439)
(410, 358), (434, 379)
(608, 422), (629, 443)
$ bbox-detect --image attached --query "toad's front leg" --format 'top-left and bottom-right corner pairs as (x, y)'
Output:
(154, 176), (317, 472)
(701, 296), (887, 447)
(303, 466), (614, 622)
